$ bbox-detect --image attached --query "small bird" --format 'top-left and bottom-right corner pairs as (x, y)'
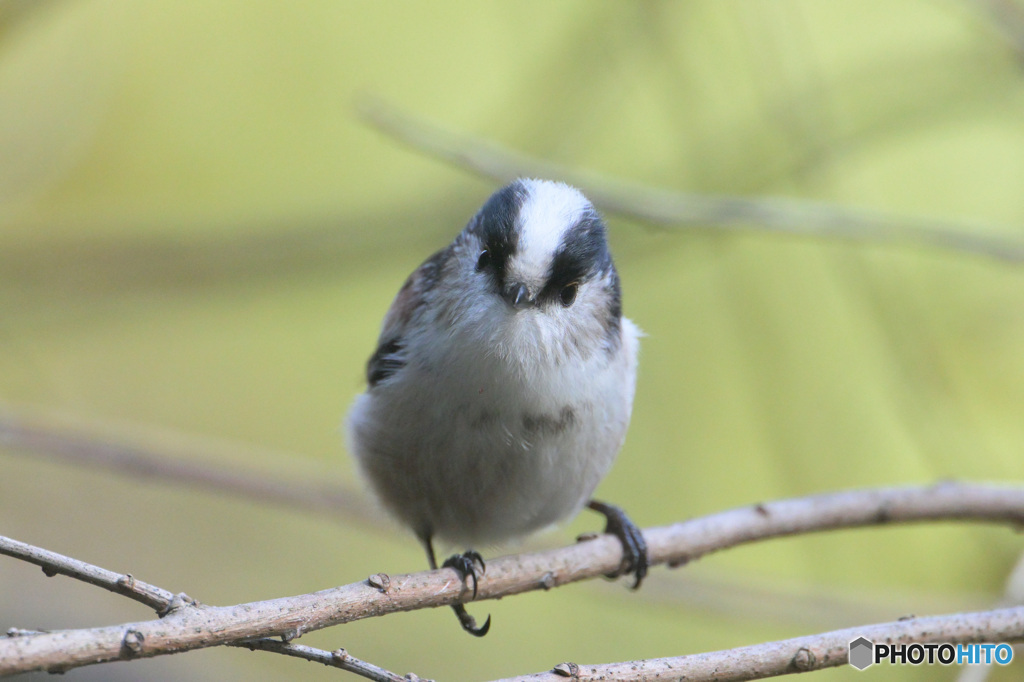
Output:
(346, 179), (646, 636)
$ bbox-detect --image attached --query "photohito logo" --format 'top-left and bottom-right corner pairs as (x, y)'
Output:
(848, 638), (1014, 670)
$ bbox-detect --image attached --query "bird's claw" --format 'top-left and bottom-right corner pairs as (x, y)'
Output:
(587, 500), (649, 589)
(442, 550), (486, 598)
(451, 603), (491, 637)
(441, 550), (491, 636)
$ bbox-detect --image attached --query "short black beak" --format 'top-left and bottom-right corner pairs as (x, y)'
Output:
(503, 282), (532, 310)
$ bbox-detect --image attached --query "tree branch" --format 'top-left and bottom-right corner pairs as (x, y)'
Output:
(356, 95), (1024, 263)
(230, 640), (407, 682)
(494, 606), (1024, 681)
(2, 482), (1024, 676)
(0, 536), (407, 681)
(0, 535), (177, 613)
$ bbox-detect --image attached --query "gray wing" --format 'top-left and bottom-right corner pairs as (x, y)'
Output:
(365, 246), (448, 387)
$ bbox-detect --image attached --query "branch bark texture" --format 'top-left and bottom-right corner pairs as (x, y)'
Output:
(496, 606), (1024, 681)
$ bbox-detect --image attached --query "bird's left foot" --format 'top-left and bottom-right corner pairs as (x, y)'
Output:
(586, 500), (649, 589)
(442, 550), (491, 637)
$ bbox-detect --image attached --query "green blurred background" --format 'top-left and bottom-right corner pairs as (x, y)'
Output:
(3, 1), (1024, 680)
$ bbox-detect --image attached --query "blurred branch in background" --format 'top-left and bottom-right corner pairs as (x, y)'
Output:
(357, 95), (1024, 263)
(0, 212), (404, 298)
(0, 405), (379, 528)
(964, 0), (1024, 58)
(3, 482), (1024, 679)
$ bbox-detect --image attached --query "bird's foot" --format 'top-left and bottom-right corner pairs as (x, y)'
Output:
(442, 550), (486, 597)
(442, 550), (491, 637)
(586, 500), (649, 589)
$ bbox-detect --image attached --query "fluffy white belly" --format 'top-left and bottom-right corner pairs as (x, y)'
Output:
(348, 318), (639, 547)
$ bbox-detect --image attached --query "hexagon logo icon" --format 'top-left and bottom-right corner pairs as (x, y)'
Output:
(849, 637), (874, 670)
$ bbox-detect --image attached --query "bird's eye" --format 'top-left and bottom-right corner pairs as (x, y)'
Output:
(475, 249), (491, 272)
(559, 282), (579, 307)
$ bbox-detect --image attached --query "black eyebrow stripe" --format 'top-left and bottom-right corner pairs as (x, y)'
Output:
(545, 209), (610, 290)
(467, 181), (528, 288)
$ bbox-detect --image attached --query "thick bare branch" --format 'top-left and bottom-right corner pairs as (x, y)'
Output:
(356, 95), (1024, 263)
(2, 482), (1024, 676)
(494, 606), (1024, 682)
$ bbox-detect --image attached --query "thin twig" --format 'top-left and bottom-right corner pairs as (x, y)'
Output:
(0, 536), (407, 682)
(232, 640), (408, 682)
(493, 606), (1024, 681)
(2, 482), (1024, 676)
(356, 95), (1024, 263)
(0, 536), (176, 613)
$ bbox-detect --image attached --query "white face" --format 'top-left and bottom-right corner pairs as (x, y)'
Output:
(506, 180), (593, 296)
(442, 178), (623, 366)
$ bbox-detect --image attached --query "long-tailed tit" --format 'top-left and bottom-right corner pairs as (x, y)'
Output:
(346, 179), (646, 636)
